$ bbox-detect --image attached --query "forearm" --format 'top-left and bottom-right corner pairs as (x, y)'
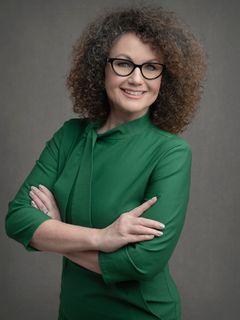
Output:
(30, 219), (101, 254)
(64, 251), (101, 274)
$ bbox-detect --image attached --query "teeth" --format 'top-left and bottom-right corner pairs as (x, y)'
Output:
(124, 89), (144, 96)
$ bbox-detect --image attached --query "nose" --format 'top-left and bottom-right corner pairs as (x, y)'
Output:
(128, 67), (144, 85)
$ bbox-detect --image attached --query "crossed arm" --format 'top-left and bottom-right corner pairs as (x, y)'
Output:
(28, 143), (191, 282)
(29, 186), (162, 274)
(5, 121), (191, 283)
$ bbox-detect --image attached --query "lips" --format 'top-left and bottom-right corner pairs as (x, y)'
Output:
(121, 88), (146, 97)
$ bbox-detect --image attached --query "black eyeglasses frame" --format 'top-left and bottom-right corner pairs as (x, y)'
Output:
(106, 58), (165, 80)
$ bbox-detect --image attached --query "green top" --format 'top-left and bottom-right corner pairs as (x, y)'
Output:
(5, 111), (192, 320)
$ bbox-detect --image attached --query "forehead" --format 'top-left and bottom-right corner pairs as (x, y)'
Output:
(109, 32), (161, 61)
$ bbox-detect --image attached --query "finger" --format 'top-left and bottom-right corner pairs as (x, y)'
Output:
(129, 197), (157, 217)
(30, 186), (51, 208)
(29, 188), (48, 212)
(129, 225), (163, 237)
(137, 217), (165, 230)
(31, 200), (38, 209)
(128, 234), (155, 243)
(38, 184), (54, 199)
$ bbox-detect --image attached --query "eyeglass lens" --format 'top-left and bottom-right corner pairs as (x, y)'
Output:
(111, 59), (163, 79)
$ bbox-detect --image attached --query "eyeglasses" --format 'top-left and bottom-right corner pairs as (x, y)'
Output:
(107, 58), (165, 80)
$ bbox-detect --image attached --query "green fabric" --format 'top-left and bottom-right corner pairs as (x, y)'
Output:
(6, 111), (192, 319)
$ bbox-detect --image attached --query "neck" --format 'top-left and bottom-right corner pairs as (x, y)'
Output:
(97, 109), (149, 134)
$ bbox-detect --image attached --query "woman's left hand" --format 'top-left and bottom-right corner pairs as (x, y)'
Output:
(29, 185), (61, 221)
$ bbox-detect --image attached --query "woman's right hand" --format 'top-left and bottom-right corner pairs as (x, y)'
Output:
(97, 197), (165, 253)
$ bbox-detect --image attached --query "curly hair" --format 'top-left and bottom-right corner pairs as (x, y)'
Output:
(67, 5), (206, 134)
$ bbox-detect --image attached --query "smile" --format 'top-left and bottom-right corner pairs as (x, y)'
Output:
(121, 88), (146, 97)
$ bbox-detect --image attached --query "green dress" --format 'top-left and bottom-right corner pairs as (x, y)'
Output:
(5, 110), (192, 320)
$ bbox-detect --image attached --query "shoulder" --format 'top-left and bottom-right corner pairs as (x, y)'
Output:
(147, 127), (192, 178)
(61, 118), (90, 135)
(49, 118), (90, 156)
(142, 125), (192, 172)
(148, 125), (192, 157)
(52, 118), (89, 143)
(47, 118), (91, 169)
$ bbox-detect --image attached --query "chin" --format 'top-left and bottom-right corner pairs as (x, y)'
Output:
(119, 107), (149, 119)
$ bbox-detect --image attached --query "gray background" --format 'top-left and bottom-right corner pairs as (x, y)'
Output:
(1, 0), (239, 319)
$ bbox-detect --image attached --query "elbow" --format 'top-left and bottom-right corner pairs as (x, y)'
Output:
(5, 204), (33, 248)
(5, 200), (50, 251)
(5, 200), (19, 240)
(5, 212), (23, 245)
(5, 213), (15, 240)
(135, 266), (166, 282)
(131, 257), (168, 282)
(5, 201), (21, 241)
(5, 212), (38, 251)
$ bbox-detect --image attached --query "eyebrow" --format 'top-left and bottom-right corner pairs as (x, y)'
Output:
(115, 54), (161, 64)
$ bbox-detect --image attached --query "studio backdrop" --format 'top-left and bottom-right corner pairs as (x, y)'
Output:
(1, 0), (239, 319)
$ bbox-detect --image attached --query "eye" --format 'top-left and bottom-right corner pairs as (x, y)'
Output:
(114, 60), (132, 69)
(144, 63), (159, 71)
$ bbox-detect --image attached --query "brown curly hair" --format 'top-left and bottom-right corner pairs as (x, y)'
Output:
(67, 5), (206, 134)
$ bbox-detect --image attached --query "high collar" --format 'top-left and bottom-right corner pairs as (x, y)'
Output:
(89, 110), (154, 140)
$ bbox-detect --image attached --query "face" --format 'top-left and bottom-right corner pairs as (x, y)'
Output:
(105, 32), (163, 120)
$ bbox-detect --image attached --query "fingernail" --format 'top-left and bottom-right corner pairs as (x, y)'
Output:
(160, 223), (165, 229)
(147, 235), (154, 239)
(31, 186), (37, 191)
(39, 184), (44, 189)
(156, 231), (163, 236)
(151, 196), (157, 201)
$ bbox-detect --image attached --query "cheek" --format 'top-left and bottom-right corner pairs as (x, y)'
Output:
(150, 78), (162, 96)
(104, 68), (111, 91)
(105, 69), (117, 92)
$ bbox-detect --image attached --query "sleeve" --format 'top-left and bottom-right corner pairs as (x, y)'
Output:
(5, 120), (72, 251)
(99, 140), (192, 284)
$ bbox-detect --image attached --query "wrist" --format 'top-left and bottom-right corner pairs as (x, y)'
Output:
(90, 228), (103, 251)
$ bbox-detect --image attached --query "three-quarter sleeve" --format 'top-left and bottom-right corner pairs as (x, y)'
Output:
(5, 121), (71, 251)
(99, 140), (192, 284)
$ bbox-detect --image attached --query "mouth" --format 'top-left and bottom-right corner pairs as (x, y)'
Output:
(121, 88), (146, 98)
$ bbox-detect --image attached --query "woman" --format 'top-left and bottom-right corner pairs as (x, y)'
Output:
(5, 5), (206, 320)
